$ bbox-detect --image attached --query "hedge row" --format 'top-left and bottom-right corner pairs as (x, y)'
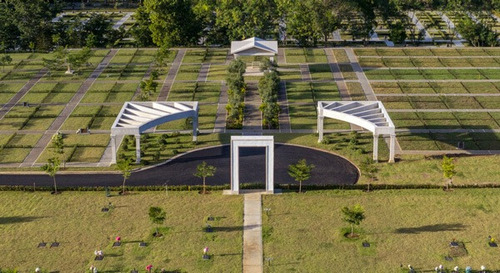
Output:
(2, 183), (500, 192)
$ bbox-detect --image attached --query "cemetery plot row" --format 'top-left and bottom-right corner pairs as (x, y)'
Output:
(389, 111), (500, 130)
(364, 68), (500, 80)
(397, 131), (500, 150)
(354, 48), (500, 57)
(359, 57), (500, 68)
(372, 82), (500, 94)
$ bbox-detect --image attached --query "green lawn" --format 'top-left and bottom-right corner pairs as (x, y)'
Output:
(263, 189), (500, 272)
(0, 191), (243, 272)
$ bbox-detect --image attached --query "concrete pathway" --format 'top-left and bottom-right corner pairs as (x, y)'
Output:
(325, 48), (350, 101)
(0, 68), (47, 120)
(197, 63), (210, 82)
(157, 49), (186, 101)
(299, 64), (311, 81)
(344, 48), (377, 101)
(113, 12), (133, 30)
(333, 30), (342, 40)
(243, 192), (263, 273)
(97, 134), (123, 167)
(213, 83), (228, 133)
(226, 53), (234, 65)
(277, 48), (286, 65)
(408, 11), (433, 42)
(438, 12), (464, 47)
(243, 82), (262, 133)
(277, 82), (291, 132)
(20, 49), (118, 167)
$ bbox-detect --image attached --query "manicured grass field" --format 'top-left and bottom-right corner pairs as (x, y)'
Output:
(263, 189), (500, 272)
(0, 191), (243, 272)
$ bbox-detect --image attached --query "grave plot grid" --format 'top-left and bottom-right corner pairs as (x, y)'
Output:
(356, 48), (500, 151)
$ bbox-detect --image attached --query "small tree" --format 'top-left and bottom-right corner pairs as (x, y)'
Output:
(0, 55), (12, 72)
(41, 157), (60, 194)
(149, 206), (166, 236)
(359, 158), (378, 192)
(441, 155), (456, 190)
(341, 204), (365, 237)
(117, 158), (133, 194)
(52, 132), (65, 168)
(288, 159), (315, 193)
(194, 161), (216, 194)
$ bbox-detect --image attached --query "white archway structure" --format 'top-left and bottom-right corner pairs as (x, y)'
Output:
(230, 136), (274, 194)
(110, 101), (199, 164)
(317, 101), (396, 163)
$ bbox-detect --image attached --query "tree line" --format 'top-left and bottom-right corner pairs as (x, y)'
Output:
(1, 0), (500, 51)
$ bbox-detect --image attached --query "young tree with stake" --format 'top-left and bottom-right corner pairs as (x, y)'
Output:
(441, 155), (456, 190)
(41, 157), (61, 194)
(117, 158), (132, 195)
(149, 206), (166, 237)
(341, 204), (365, 237)
(194, 161), (216, 194)
(287, 159), (315, 193)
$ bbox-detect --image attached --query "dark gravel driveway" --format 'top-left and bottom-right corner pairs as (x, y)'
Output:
(0, 144), (359, 187)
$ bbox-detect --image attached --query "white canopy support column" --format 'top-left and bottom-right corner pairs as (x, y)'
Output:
(110, 101), (199, 164)
(317, 110), (324, 143)
(192, 114), (198, 141)
(373, 134), (379, 162)
(317, 101), (397, 163)
(135, 134), (141, 164)
(389, 134), (396, 163)
(111, 134), (117, 164)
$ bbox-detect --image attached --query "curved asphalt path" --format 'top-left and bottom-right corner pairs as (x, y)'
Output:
(0, 144), (359, 187)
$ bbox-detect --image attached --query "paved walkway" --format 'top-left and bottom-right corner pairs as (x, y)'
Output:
(197, 63), (210, 82)
(277, 48), (286, 65)
(20, 49), (118, 167)
(243, 192), (263, 273)
(0, 68), (47, 120)
(157, 49), (186, 101)
(299, 64), (311, 81)
(408, 11), (433, 42)
(438, 12), (464, 47)
(344, 48), (377, 100)
(213, 83), (228, 133)
(325, 48), (350, 100)
(113, 12), (133, 30)
(243, 82), (262, 133)
(277, 82), (291, 132)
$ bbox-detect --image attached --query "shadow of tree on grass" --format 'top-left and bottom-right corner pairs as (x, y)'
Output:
(395, 223), (466, 234)
(0, 216), (44, 225)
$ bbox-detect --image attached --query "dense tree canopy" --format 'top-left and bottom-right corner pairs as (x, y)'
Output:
(1, 0), (500, 50)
